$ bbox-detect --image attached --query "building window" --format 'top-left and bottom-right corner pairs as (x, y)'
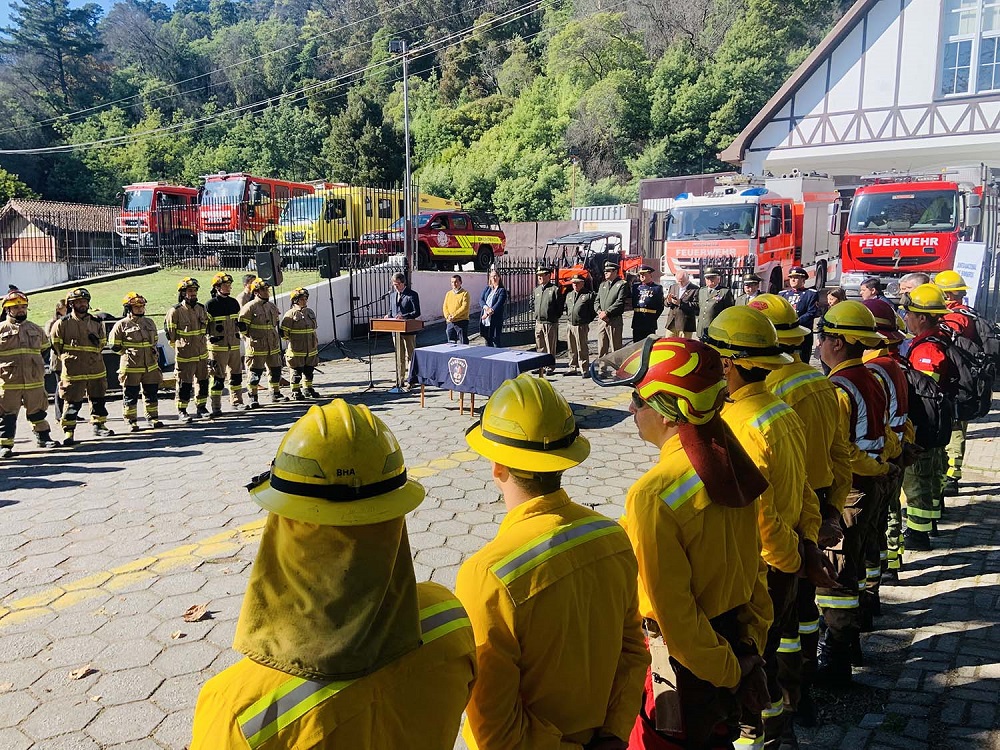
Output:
(941, 0), (1000, 94)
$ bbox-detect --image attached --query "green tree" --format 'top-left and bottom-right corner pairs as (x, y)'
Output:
(0, 0), (104, 105)
(0, 167), (38, 202)
(324, 86), (404, 184)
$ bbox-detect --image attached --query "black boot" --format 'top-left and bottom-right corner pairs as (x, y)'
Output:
(904, 528), (931, 551)
(815, 635), (852, 690)
(943, 477), (959, 497)
(796, 689), (817, 728)
(35, 431), (60, 448)
(93, 423), (114, 437)
(778, 714), (799, 750)
(850, 631), (865, 666)
(0, 446), (12, 459)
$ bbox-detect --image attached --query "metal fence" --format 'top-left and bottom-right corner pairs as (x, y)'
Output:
(695, 255), (755, 290)
(492, 255), (537, 335)
(347, 255), (408, 338)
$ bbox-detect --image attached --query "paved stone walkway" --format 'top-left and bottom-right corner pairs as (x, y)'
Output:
(0, 320), (997, 749)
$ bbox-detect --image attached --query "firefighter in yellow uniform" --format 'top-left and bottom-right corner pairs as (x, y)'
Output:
(206, 272), (246, 415)
(456, 374), (648, 750)
(165, 277), (210, 422)
(752, 293), (852, 728)
(592, 337), (773, 750)
(280, 288), (320, 401)
(191, 400), (476, 749)
(238, 278), (285, 407)
(814, 302), (897, 688)
(50, 287), (112, 445)
(703, 306), (831, 749)
(0, 291), (60, 457)
(108, 293), (163, 431)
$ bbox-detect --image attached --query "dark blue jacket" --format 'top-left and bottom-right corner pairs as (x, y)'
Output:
(391, 288), (421, 319)
(780, 287), (819, 329)
(480, 285), (507, 324)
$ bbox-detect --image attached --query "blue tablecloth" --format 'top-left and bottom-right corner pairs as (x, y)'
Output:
(408, 344), (555, 396)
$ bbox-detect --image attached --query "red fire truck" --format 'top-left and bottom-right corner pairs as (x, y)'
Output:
(834, 166), (997, 298)
(116, 182), (199, 247)
(198, 173), (313, 246)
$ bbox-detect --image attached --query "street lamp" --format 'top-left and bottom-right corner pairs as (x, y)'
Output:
(389, 39), (414, 273)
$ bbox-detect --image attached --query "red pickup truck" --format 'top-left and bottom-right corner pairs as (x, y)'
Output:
(360, 210), (506, 270)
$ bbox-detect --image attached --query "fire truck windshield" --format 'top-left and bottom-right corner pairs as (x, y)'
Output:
(202, 178), (247, 202)
(848, 190), (957, 233)
(667, 204), (757, 239)
(123, 190), (153, 211)
(281, 196), (322, 222)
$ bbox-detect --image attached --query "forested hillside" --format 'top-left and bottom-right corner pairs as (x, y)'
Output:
(0, 0), (850, 219)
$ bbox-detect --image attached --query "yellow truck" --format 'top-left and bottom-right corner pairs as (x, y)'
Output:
(276, 183), (459, 267)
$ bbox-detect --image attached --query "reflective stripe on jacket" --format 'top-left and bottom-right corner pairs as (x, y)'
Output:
(108, 316), (160, 375)
(50, 313), (106, 381)
(280, 307), (319, 367)
(0, 318), (48, 391)
(190, 582), (476, 750)
(164, 302), (208, 363)
(828, 359), (890, 478)
(206, 294), (243, 352)
(239, 299), (281, 357)
(456, 489), (648, 749)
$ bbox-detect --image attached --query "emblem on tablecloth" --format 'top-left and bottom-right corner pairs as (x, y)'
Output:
(448, 357), (468, 385)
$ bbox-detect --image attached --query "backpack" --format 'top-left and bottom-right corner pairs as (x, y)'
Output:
(898, 358), (954, 449)
(928, 332), (995, 421)
(954, 307), (1000, 380)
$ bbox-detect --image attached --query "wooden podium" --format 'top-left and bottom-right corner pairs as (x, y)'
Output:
(370, 319), (424, 334)
(370, 319), (424, 393)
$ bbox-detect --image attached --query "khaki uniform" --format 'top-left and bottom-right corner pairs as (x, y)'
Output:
(206, 294), (244, 409)
(109, 315), (162, 424)
(596, 278), (628, 356)
(564, 289), (596, 373)
(165, 301), (210, 412)
(281, 306), (319, 395)
(0, 317), (52, 448)
(533, 282), (563, 362)
(50, 312), (109, 433)
(239, 297), (283, 398)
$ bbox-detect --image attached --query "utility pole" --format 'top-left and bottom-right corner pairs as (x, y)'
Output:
(390, 39), (414, 273)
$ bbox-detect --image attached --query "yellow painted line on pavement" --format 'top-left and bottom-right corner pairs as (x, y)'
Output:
(0, 448), (482, 630)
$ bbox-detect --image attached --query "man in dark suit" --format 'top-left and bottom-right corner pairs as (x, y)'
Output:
(631, 265), (664, 342)
(389, 272), (421, 392)
(695, 266), (735, 338)
(664, 270), (699, 338)
(780, 266), (819, 363)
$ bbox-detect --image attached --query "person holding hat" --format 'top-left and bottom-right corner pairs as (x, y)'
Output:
(0, 290), (60, 458)
(597, 262), (628, 356)
(564, 274), (597, 376)
(109, 292), (163, 431)
(779, 267), (819, 364)
(239, 278), (286, 407)
(631, 265), (664, 342)
(901, 285), (957, 552)
(206, 271), (246, 416)
(166, 277), (211, 422)
(735, 273), (763, 307)
(281, 287), (320, 401)
(591, 337), (771, 749)
(695, 267), (734, 338)
(533, 266), (563, 371)
(861, 298), (915, 590)
(704, 306), (833, 749)
(457, 374), (647, 750)
(664, 270), (698, 339)
(50, 287), (113, 445)
(753, 293), (852, 728)
(815, 301), (897, 688)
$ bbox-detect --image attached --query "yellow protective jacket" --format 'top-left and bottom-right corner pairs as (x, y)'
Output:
(442, 288), (470, 321)
(108, 316), (160, 377)
(622, 434), (771, 688)
(164, 301), (208, 364)
(50, 312), (106, 383)
(0, 318), (48, 391)
(722, 382), (811, 570)
(828, 359), (891, 478)
(191, 582), (476, 750)
(766, 361), (853, 514)
(455, 490), (648, 749)
(239, 298), (281, 358)
(280, 307), (319, 368)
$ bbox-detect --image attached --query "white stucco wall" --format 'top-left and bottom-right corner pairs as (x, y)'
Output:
(1, 262), (70, 292)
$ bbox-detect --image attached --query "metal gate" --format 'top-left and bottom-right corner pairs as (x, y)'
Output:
(348, 255), (407, 339)
(696, 256), (754, 291)
(492, 255), (537, 335)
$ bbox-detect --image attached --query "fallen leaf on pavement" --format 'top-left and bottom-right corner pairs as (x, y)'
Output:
(90, 695), (102, 702)
(0, 682), (13, 693)
(182, 604), (209, 622)
(170, 631), (186, 640)
(69, 665), (96, 680)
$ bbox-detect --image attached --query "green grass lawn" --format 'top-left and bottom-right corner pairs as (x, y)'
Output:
(26, 267), (322, 322)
